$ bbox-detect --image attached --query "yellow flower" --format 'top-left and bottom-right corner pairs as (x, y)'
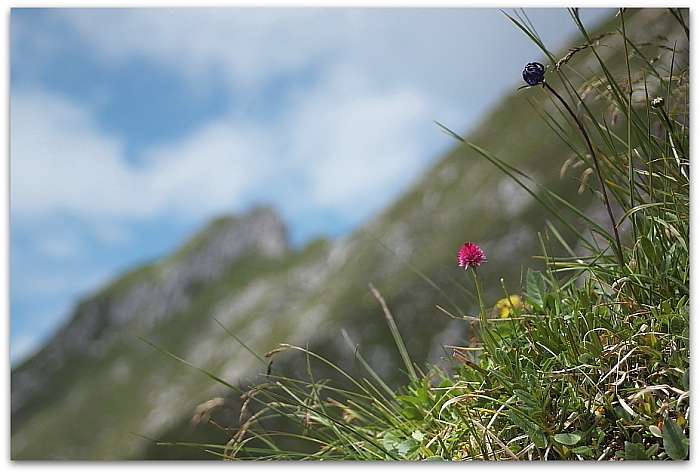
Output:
(494, 295), (523, 318)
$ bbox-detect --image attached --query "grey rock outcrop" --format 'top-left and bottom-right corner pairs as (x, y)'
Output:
(11, 206), (287, 416)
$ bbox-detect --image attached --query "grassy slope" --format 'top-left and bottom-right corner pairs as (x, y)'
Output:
(141, 9), (639, 459)
(12, 8), (680, 460)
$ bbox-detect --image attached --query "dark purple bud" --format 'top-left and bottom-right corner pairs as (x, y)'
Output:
(522, 62), (546, 86)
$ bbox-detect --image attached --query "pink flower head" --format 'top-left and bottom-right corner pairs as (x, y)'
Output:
(457, 242), (486, 268)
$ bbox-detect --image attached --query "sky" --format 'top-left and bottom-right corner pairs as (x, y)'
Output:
(6, 4), (614, 367)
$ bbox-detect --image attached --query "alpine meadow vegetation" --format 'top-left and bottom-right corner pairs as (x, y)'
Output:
(153, 8), (689, 460)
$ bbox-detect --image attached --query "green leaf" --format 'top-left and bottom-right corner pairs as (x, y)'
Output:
(614, 405), (633, 423)
(662, 417), (689, 460)
(401, 406), (423, 420)
(543, 292), (557, 311)
(396, 395), (422, 404)
(571, 446), (593, 458)
(631, 431), (643, 445)
(488, 367), (514, 388)
(433, 120), (465, 143)
(397, 438), (419, 457)
(639, 235), (657, 260)
(553, 433), (582, 446)
(507, 409), (547, 449)
(524, 269), (546, 311)
(645, 443), (660, 457)
(514, 389), (541, 411)
(623, 441), (651, 460)
(382, 432), (400, 452)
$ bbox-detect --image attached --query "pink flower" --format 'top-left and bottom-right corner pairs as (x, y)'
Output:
(457, 242), (486, 268)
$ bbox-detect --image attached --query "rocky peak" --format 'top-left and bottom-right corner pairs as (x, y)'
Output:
(11, 205), (288, 415)
(171, 205), (288, 277)
(108, 205), (288, 327)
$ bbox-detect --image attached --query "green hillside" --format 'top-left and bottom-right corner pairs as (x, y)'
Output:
(10, 8), (688, 460)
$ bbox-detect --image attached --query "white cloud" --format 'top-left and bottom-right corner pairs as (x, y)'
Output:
(11, 89), (134, 218)
(285, 63), (432, 222)
(11, 88), (277, 222)
(49, 8), (539, 107)
(55, 8), (340, 98)
(139, 118), (278, 217)
(11, 67), (436, 235)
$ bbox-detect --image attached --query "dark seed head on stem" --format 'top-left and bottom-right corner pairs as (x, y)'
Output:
(522, 62), (546, 86)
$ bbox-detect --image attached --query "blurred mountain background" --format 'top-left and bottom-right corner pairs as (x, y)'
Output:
(10, 8), (688, 460)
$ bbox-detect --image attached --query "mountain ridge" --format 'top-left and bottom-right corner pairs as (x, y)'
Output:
(11, 206), (290, 422)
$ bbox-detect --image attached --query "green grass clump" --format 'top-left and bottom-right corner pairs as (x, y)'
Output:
(158, 8), (689, 461)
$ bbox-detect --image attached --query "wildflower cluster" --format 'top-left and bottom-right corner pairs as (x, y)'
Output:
(457, 242), (486, 268)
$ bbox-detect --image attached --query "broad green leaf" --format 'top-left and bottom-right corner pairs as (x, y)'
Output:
(623, 441), (650, 460)
(524, 269), (546, 311)
(553, 433), (582, 446)
(662, 417), (689, 460)
(645, 443), (660, 457)
(514, 389), (541, 411)
(401, 406), (423, 420)
(631, 431), (643, 445)
(571, 446), (593, 458)
(397, 438), (419, 457)
(507, 409), (547, 449)
(382, 432), (400, 452)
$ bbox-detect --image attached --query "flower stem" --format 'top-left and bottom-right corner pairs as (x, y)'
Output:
(543, 82), (624, 264)
(469, 266), (495, 350)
